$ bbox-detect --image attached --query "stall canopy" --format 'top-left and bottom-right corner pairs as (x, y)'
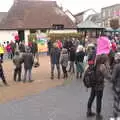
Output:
(77, 20), (104, 29)
(105, 27), (120, 32)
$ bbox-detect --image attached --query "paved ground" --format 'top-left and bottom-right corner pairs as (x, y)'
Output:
(0, 56), (63, 103)
(0, 79), (113, 120)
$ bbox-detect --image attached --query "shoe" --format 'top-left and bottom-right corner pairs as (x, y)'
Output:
(80, 73), (82, 78)
(29, 80), (34, 83)
(58, 73), (60, 80)
(63, 74), (65, 79)
(87, 112), (96, 117)
(14, 80), (16, 82)
(4, 83), (9, 86)
(96, 114), (103, 120)
(51, 76), (54, 80)
(23, 80), (26, 83)
(65, 73), (68, 78)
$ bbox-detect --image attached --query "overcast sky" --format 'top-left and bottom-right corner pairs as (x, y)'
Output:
(0, 0), (119, 14)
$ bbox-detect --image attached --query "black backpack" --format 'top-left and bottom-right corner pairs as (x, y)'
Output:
(83, 65), (96, 88)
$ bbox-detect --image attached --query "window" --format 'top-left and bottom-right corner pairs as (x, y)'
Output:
(30, 29), (36, 33)
(52, 24), (64, 30)
(102, 11), (105, 18)
(40, 29), (47, 33)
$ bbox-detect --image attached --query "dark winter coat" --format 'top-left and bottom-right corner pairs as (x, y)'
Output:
(94, 64), (105, 91)
(112, 63), (120, 93)
(22, 52), (34, 69)
(75, 51), (85, 64)
(112, 63), (120, 116)
(94, 63), (110, 91)
(31, 42), (38, 53)
(19, 43), (25, 52)
(69, 47), (76, 62)
(13, 55), (23, 68)
(50, 47), (60, 64)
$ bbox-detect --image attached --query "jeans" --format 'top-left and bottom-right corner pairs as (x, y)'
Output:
(14, 67), (22, 81)
(51, 64), (60, 78)
(87, 88), (103, 114)
(24, 69), (32, 81)
(69, 61), (75, 73)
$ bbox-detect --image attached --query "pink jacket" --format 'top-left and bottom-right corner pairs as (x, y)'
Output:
(96, 36), (111, 55)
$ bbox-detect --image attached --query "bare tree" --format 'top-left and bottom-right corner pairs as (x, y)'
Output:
(110, 19), (119, 29)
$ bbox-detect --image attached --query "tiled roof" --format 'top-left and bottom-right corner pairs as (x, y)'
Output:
(0, 0), (76, 29)
(0, 12), (7, 23)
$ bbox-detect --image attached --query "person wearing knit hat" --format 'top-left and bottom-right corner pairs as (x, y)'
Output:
(75, 45), (85, 79)
(76, 45), (83, 53)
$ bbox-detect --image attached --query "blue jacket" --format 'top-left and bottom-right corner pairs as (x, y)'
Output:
(50, 47), (60, 64)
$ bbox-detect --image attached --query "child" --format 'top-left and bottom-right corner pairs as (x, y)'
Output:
(60, 48), (69, 78)
(23, 47), (34, 83)
(13, 51), (23, 82)
(0, 59), (8, 86)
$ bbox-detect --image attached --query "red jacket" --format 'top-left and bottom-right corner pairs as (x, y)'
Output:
(57, 40), (62, 49)
(112, 42), (117, 52)
(14, 35), (19, 41)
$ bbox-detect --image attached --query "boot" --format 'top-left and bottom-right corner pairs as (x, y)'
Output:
(63, 74), (65, 79)
(2, 78), (8, 86)
(76, 72), (79, 79)
(96, 113), (103, 120)
(87, 108), (95, 117)
(58, 72), (60, 80)
(80, 73), (82, 78)
(65, 72), (68, 78)
(51, 73), (54, 80)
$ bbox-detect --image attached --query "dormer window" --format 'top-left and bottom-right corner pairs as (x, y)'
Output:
(52, 24), (64, 30)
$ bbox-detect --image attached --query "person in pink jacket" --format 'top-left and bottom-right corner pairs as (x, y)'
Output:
(96, 33), (111, 56)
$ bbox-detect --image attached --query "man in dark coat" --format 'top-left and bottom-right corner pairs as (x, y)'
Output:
(23, 47), (34, 82)
(50, 43), (60, 79)
(19, 41), (25, 53)
(31, 41), (38, 57)
(13, 51), (23, 82)
(47, 40), (53, 55)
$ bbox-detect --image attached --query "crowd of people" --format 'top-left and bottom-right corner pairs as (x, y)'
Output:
(0, 33), (120, 119)
(0, 40), (39, 86)
(48, 33), (120, 119)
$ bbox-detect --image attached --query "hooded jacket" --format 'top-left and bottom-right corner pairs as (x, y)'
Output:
(23, 48), (34, 69)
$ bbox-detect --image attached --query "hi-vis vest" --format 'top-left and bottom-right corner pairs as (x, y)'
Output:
(0, 46), (4, 54)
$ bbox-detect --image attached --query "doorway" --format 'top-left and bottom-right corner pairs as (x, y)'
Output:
(18, 30), (25, 42)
